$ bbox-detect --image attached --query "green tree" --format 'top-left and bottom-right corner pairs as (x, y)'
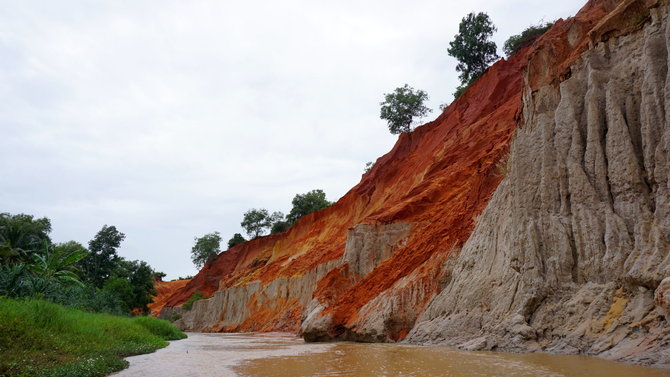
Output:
(270, 220), (290, 235)
(191, 232), (222, 269)
(102, 276), (135, 312)
(103, 259), (157, 314)
(379, 84), (432, 134)
(448, 12), (499, 87)
(241, 209), (274, 239)
(79, 225), (125, 288)
(0, 213), (52, 264)
(227, 233), (246, 249)
(287, 189), (332, 224)
(268, 211), (287, 235)
(124, 260), (157, 314)
(30, 242), (87, 288)
(503, 22), (553, 57)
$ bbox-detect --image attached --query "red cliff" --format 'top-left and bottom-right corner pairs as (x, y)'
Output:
(156, 0), (670, 367)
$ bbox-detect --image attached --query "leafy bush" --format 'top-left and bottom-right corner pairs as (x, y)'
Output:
(227, 233), (246, 249)
(503, 22), (554, 57)
(0, 298), (185, 377)
(270, 220), (290, 235)
(182, 290), (208, 311)
(0, 262), (129, 315)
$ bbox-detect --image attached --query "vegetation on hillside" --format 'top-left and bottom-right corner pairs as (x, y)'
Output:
(182, 290), (209, 311)
(0, 298), (185, 377)
(286, 189), (332, 224)
(448, 12), (499, 98)
(191, 232), (222, 269)
(227, 233), (246, 249)
(503, 22), (554, 57)
(379, 84), (432, 134)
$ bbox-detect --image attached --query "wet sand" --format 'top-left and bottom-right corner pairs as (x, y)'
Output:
(112, 332), (670, 377)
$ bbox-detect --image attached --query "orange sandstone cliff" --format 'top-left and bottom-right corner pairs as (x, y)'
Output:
(149, 279), (190, 316)
(157, 0), (670, 367)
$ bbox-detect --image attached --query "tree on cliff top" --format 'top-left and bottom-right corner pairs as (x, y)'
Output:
(503, 21), (554, 57)
(191, 232), (222, 269)
(241, 209), (272, 239)
(227, 233), (246, 249)
(379, 84), (432, 134)
(287, 189), (332, 224)
(448, 12), (499, 87)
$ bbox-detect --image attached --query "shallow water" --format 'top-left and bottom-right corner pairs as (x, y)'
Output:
(237, 340), (670, 377)
(113, 333), (670, 377)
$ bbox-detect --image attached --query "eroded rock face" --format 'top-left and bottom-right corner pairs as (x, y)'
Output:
(656, 277), (670, 317)
(408, 2), (670, 367)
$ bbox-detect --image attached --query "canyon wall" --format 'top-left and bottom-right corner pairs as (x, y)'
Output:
(408, 0), (670, 367)
(157, 0), (670, 367)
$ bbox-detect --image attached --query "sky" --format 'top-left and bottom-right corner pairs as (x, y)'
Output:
(0, 0), (585, 279)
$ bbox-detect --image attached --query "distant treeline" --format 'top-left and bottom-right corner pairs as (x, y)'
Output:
(0, 212), (163, 315)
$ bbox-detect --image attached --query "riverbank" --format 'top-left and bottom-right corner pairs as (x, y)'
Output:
(0, 298), (186, 377)
(112, 332), (670, 377)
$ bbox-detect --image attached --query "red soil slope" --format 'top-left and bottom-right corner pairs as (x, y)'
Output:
(154, 47), (524, 331)
(154, 53), (526, 327)
(153, 0), (638, 336)
(149, 279), (190, 316)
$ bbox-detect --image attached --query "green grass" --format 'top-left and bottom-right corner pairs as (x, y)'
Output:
(182, 290), (208, 311)
(0, 298), (187, 377)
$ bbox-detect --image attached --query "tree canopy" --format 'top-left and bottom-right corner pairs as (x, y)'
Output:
(191, 232), (222, 269)
(448, 12), (499, 87)
(78, 225), (125, 288)
(30, 242), (87, 288)
(114, 259), (156, 313)
(379, 84), (432, 134)
(227, 233), (246, 249)
(0, 213), (52, 264)
(287, 189), (332, 224)
(270, 220), (290, 235)
(241, 209), (273, 239)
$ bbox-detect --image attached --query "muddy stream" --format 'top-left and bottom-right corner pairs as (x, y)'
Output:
(112, 333), (670, 377)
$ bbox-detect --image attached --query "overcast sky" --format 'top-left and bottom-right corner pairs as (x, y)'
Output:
(0, 0), (585, 279)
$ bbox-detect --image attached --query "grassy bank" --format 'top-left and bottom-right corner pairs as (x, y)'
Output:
(0, 298), (186, 377)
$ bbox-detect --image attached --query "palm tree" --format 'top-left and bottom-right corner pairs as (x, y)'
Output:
(30, 242), (87, 287)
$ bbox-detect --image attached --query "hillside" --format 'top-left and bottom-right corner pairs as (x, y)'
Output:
(156, 0), (670, 367)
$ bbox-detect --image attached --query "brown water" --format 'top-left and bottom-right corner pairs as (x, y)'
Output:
(113, 333), (670, 377)
(236, 336), (670, 377)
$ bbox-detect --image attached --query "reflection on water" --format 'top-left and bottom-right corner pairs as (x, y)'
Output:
(235, 340), (670, 377)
